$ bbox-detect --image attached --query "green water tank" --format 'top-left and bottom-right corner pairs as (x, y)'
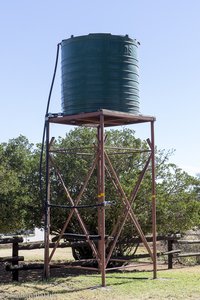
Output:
(61, 33), (140, 115)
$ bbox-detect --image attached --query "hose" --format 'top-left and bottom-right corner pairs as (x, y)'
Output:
(39, 43), (61, 211)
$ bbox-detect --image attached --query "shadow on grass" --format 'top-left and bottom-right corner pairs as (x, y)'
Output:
(11, 277), (149, 300)
(0, 261), (162, 284)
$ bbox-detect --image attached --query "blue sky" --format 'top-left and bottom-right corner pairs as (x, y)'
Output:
(0, 0), (199, 175)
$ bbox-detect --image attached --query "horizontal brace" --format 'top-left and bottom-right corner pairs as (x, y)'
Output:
(55, 233), (101, 241)
(50, 150), (93, 156)
(6, 262), (98, 272)
(106, 150), (151, 155)
(53, 233), (114, 242)
(49, 201), (115, 209)
(105, 146), (150, 151)
(50, 146), (94, 151)
(105, 262), (151, 272)
(109, 250), (181, 262)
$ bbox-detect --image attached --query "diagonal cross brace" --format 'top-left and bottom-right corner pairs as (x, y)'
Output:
(106, 153), (152, 263)
(48, 154), (100, 263)
(105, 151), (154, 265)
(106, 153), (152, 249)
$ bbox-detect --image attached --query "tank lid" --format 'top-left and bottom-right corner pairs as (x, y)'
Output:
(62, 33), (139, 44)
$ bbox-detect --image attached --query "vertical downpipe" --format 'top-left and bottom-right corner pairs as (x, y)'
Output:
(151, 120), (157, 279)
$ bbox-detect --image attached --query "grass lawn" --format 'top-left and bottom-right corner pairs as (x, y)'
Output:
(0, 266), (200, 299)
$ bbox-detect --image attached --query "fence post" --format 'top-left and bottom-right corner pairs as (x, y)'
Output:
(167, 239), (173, 269)
(12, 242), (19, 281)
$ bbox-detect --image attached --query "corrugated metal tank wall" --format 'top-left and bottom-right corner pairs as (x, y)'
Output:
(61, 33), (140, 115)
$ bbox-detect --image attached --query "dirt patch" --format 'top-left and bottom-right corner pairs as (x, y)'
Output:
(0, 260), (170, 284)
(0, 247), (197, 284)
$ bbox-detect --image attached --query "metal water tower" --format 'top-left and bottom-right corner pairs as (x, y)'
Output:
(43, 33), (157, 287)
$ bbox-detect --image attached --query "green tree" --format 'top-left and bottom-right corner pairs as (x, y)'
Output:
(156, 162), (200, 234)
(0, 135), (42, 233)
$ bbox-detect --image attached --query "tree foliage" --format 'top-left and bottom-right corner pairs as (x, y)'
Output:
(0, 135), (42, 233)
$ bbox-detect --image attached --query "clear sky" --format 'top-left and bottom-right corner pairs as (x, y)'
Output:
(0, 0), (199, 176)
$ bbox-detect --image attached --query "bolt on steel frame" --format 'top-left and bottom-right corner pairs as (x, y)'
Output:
(44, 109), (157, 286)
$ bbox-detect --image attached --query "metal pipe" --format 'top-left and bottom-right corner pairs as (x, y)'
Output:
(105, 262), (151, 272)
(105, 151), (150, 155)
(105, 146), (150, 151)
(97, 114), (106, 287)
(50, 146), (94, 151)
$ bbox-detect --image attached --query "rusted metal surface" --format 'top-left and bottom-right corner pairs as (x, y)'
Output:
(105, 262), (151, 272)
(48, 109), (155, 127)
(44, 110), (157, 286)
(97, 114), (106, 286)
(151, 121), (157, 279)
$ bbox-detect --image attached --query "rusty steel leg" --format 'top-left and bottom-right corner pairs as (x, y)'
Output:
(44, 120), (50, 279)
(151, 121), (157, 279)
(97, 114), (106, 287)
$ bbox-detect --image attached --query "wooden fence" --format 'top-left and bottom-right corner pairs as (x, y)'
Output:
(0, 236), (73, 281)
(1, 235), (200, 281)
(0, 236), (24, 281)
(167, 238), (200, 269)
